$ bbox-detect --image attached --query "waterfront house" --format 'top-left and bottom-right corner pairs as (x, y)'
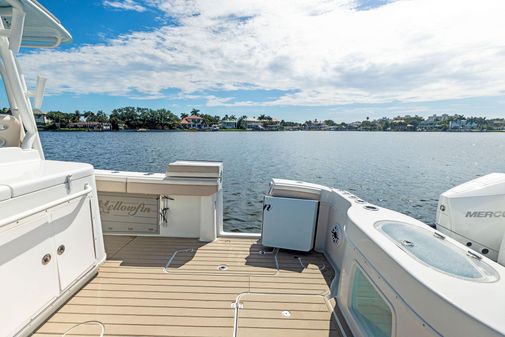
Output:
(304, 119), (324, 130)
(220, 120), (237, 129)
(241, 117), (281, 130)
(68, 121), (112, 131)
(264, 119), (281, 131)
(241, 117), (263, 129)
(449, 119), (478, 131)
(181, 115), (205, 129)
(347, 121), (362, 130)
(34, 111), (49, 128)
(418, 114), (449, 131)
(490, 119), (505, 130)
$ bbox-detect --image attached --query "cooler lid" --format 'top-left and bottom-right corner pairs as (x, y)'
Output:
(0, 159), (93, 198)
(166, 160), (223, 178)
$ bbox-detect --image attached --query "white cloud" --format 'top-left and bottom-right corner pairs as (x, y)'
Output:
(19, 0), (505, 108)
(103, 0), (147, 12)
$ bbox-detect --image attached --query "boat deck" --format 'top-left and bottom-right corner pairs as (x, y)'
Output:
(34, 236), (342, 337)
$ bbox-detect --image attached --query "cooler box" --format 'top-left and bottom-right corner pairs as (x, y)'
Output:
(261, 195), (319, 251)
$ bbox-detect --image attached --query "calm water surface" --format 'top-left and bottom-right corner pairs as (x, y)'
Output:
(40, 131), (505, 232)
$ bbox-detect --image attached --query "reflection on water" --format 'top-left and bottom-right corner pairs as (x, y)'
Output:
(41, 131), (505, 232)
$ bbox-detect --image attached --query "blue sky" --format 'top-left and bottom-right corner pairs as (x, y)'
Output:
(16, 0), (505, 122)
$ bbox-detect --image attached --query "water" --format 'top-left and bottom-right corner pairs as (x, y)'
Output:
(40, 131), (505, 232)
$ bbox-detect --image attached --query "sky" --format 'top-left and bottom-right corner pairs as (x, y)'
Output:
(14, 0), (505, 122)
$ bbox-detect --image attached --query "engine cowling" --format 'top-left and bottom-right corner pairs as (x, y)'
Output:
(436, 173), (505, 262)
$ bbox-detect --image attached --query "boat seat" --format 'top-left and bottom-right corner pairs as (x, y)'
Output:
(0, 114), (22, 148)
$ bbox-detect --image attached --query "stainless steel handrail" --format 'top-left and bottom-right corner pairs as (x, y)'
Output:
(0, 184), (93, 228)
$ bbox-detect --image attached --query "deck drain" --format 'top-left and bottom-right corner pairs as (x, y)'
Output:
(217, 264), (228, 271)
(281, 310), (291, 318)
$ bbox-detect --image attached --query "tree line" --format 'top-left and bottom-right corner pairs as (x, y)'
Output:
(45, 107), (276, 130)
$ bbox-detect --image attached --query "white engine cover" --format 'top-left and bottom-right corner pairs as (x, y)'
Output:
(436, 173), (505, 261)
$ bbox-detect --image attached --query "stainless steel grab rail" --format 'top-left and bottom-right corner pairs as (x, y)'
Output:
(0, 184), (93, 228)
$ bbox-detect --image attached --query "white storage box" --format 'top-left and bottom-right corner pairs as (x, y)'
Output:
(261, 195), (319, 251)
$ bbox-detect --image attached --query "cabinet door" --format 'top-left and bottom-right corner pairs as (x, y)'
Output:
(262, 196), (319, 251)
(51, 196), (96, 291)
(0, 214), (60, 337)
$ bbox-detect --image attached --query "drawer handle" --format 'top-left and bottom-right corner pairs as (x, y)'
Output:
(42, 254), (51, 265)
(57, 245), (65, 255)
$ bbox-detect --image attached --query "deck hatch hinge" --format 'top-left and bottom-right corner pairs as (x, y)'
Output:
(65, 174), (72, 191)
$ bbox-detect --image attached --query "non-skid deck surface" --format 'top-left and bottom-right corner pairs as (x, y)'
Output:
(34, 236), (341, 337)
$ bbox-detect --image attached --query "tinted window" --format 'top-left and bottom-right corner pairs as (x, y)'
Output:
(351, 267), (393, 337)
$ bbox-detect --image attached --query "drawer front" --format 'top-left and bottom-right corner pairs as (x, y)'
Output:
(0, 214), (60, 337)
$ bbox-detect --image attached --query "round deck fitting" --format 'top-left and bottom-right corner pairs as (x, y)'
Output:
(281, 311), (291, 318)
(217, 264), (228, 271)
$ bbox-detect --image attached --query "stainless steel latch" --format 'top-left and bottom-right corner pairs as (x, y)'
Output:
(65, 174), (72, 191)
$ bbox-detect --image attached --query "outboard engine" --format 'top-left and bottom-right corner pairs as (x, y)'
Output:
(436, 173), (505, 262)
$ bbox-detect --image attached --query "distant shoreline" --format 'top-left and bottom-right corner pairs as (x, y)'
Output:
(39, 129), (505, 133)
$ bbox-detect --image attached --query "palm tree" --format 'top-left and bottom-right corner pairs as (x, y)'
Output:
(83, 111), (96, 122)
(237, 115), (248, 129)
(72, 110), (81, 123)
(95, 110), (109, 123)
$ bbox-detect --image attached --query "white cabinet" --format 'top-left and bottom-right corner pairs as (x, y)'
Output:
(261, 196), (319, 251)
(51, 197), (96, 290)
(0, 214), (60, 337)
(0, 157), (105, 337)
(0, 194), (97, 336)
